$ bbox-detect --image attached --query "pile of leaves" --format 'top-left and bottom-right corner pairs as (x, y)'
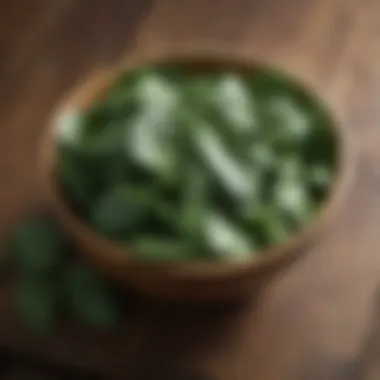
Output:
(57, 67), (335, 261)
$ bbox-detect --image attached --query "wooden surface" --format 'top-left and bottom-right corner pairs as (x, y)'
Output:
(1, 0), (380, 379)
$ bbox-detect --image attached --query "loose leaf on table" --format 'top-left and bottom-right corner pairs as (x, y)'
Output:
(63, 264), (120, 330)
(11, 219), (65, 275)
(15, 276), (60, 334)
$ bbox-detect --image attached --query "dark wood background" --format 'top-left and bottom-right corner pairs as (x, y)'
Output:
(1, 0), (380, 379)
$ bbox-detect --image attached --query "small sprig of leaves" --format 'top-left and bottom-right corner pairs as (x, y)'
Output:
(11, 217), (122, 334)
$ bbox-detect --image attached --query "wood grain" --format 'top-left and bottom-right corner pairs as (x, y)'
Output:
(1, 0), (380, 379)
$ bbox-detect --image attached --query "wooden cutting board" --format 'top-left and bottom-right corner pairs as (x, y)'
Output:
(1, 0), (380, 379)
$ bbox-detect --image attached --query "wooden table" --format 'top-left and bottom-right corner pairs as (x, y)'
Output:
(1, 0), (380, 379)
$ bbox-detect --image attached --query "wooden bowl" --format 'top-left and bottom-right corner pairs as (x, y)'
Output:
(39, 47), (353, 302)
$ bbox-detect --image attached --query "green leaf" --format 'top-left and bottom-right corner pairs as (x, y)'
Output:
(153, 66), (186, 82)
(309, 165), (332, 188)
(132, 236), (193, 261)
(79, 74), (138, 141)
(179, 166), (209, 240)
(126, 74), (181, 182)
(101, 80), (135, 110)
(254, 206), (294, 245)
(82, 121), (127, 154)
(271, 96), (310, 139)
(153, 199), (179, 228)
(213, 74), (256, 133)
(90, 184), (152, 240)
(15, 276), (59, 334)
(127, 111), (178, 181)
(274, 176), (312, 224)
(11, 219), (65, 276)
(191, 121), (256, 201)
(58, 124), (129, 212)
(202, 211), (255, 260)
(137, 72), (179, 102)
(301, 115), (336, 166)
(56, 110), (84, 146)
(63, 264), (120, 330)
(58, 145), (95, 212)
(182, 75), (217, 113)
(249, 144), (277, 169)
(250, 70), (295, 98)
(81, 99), (136, 141)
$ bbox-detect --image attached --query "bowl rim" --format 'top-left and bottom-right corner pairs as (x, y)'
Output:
(40, 46), (356, 280)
